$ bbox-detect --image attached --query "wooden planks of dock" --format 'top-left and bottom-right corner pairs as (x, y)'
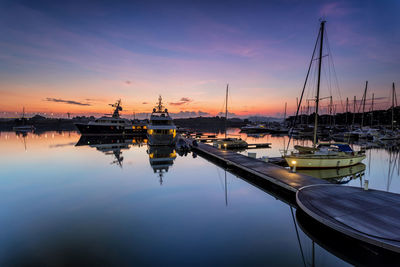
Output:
(297, 184), (400, 253)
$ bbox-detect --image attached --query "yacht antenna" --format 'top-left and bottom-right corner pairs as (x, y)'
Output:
(157, 95), (164, 112)
(110, 99), (122, 118)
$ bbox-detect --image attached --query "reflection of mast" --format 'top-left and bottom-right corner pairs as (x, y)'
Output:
(225, 170), (228, 206)
(23, 135), (27, 151)
(387, 150), (399, 191)
(159, 172), (164, 185)
(290, 207), (306, 267)
(110, 150), (124, 168)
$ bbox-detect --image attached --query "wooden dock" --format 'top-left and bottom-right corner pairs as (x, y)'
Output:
(297, 184), (400, 253)
(190, 141), (328, 192)
(194, 137), (271, 148)
(189, 139), (400, 254)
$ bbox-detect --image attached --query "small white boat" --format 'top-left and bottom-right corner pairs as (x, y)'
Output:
(286, 143), (366, 168)
(13, 107), (35, 132)
(213, 84), (248, 149)
(13, 125), (35, 132)
(213, 137), (248, 149)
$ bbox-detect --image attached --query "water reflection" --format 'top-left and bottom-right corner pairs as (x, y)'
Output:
(297, 163), (365, 184)
(2, 130), (400, 265)
(75, 135), (146, 167)
(147, 145), (177, 185)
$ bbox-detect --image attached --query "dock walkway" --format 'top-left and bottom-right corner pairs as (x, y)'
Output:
(190, 141), (328, 192)
(297, 185), (400, 253)
(190, 139), (400, 253)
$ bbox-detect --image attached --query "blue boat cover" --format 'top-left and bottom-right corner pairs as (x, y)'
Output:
(335, 144), (353, 152)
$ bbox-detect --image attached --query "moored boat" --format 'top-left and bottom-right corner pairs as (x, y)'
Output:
(147, 96), (177, 146)
(213, 84), (248, 149)
(284, 20), (365, 169)
(75, 100), (147, 135)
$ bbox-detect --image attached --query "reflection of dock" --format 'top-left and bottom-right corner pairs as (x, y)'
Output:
(189, 140), (400, 254)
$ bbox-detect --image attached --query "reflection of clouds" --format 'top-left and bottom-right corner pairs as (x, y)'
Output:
(48, 142), (76, 148)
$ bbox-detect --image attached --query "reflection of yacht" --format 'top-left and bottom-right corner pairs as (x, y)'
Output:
(147, 145), (176, 185)
(298, 163), (365, 183)
(147, 96), (177, 146)
(75, 100), (147, 135)
(75, 135), (146, 167)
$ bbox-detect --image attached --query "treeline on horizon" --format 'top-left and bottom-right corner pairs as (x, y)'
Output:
(1, 106), (400, 131)
(286, 106), (400, 128)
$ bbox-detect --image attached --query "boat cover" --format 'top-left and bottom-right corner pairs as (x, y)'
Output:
(335, 144), (353, 152)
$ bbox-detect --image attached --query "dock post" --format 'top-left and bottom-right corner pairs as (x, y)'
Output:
(291, 160), (297, 173)
(364, 179), (369, 190)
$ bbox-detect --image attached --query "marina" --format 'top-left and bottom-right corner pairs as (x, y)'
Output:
(1, 0), (399, 265)
(2, 130), (400, 265)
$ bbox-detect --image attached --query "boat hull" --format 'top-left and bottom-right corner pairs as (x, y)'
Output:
(213, 139), (248, 149)
(75, 123), (146, 136)
(285, 154), (366, 169)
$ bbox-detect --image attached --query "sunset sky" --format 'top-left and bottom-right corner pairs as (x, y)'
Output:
(0, 0), (399, 118)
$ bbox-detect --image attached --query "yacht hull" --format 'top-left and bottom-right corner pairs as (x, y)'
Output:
(285, 154), (366, 169)
(75, 123), (146, 136)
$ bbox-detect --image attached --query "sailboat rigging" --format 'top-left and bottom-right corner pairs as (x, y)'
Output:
(213, 84), (248, 149)
(284, 20), (366, 169)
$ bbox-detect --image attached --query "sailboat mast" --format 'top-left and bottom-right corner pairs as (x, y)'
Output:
(371, 93), (374, 126)
(225, 84), (229, 138)
(361, 81), (368, 129)
(284, 102), (287, 124)
(392, 83), (395, 131)
(345, 97), (349, 126)
(352, 96), (356, 128)
(313, 20), (325, 147)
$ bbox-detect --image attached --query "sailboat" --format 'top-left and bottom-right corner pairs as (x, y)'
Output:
(284, 20), (365, 169)
(213, 84), (248, 149)
(13, 107), (35, 132)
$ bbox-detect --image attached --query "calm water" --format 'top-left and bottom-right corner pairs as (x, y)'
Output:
(0, 130), (399, 266)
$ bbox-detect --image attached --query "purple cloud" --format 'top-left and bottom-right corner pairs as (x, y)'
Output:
(45, 98), (91, 106)
(169, 97), (193, 106)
